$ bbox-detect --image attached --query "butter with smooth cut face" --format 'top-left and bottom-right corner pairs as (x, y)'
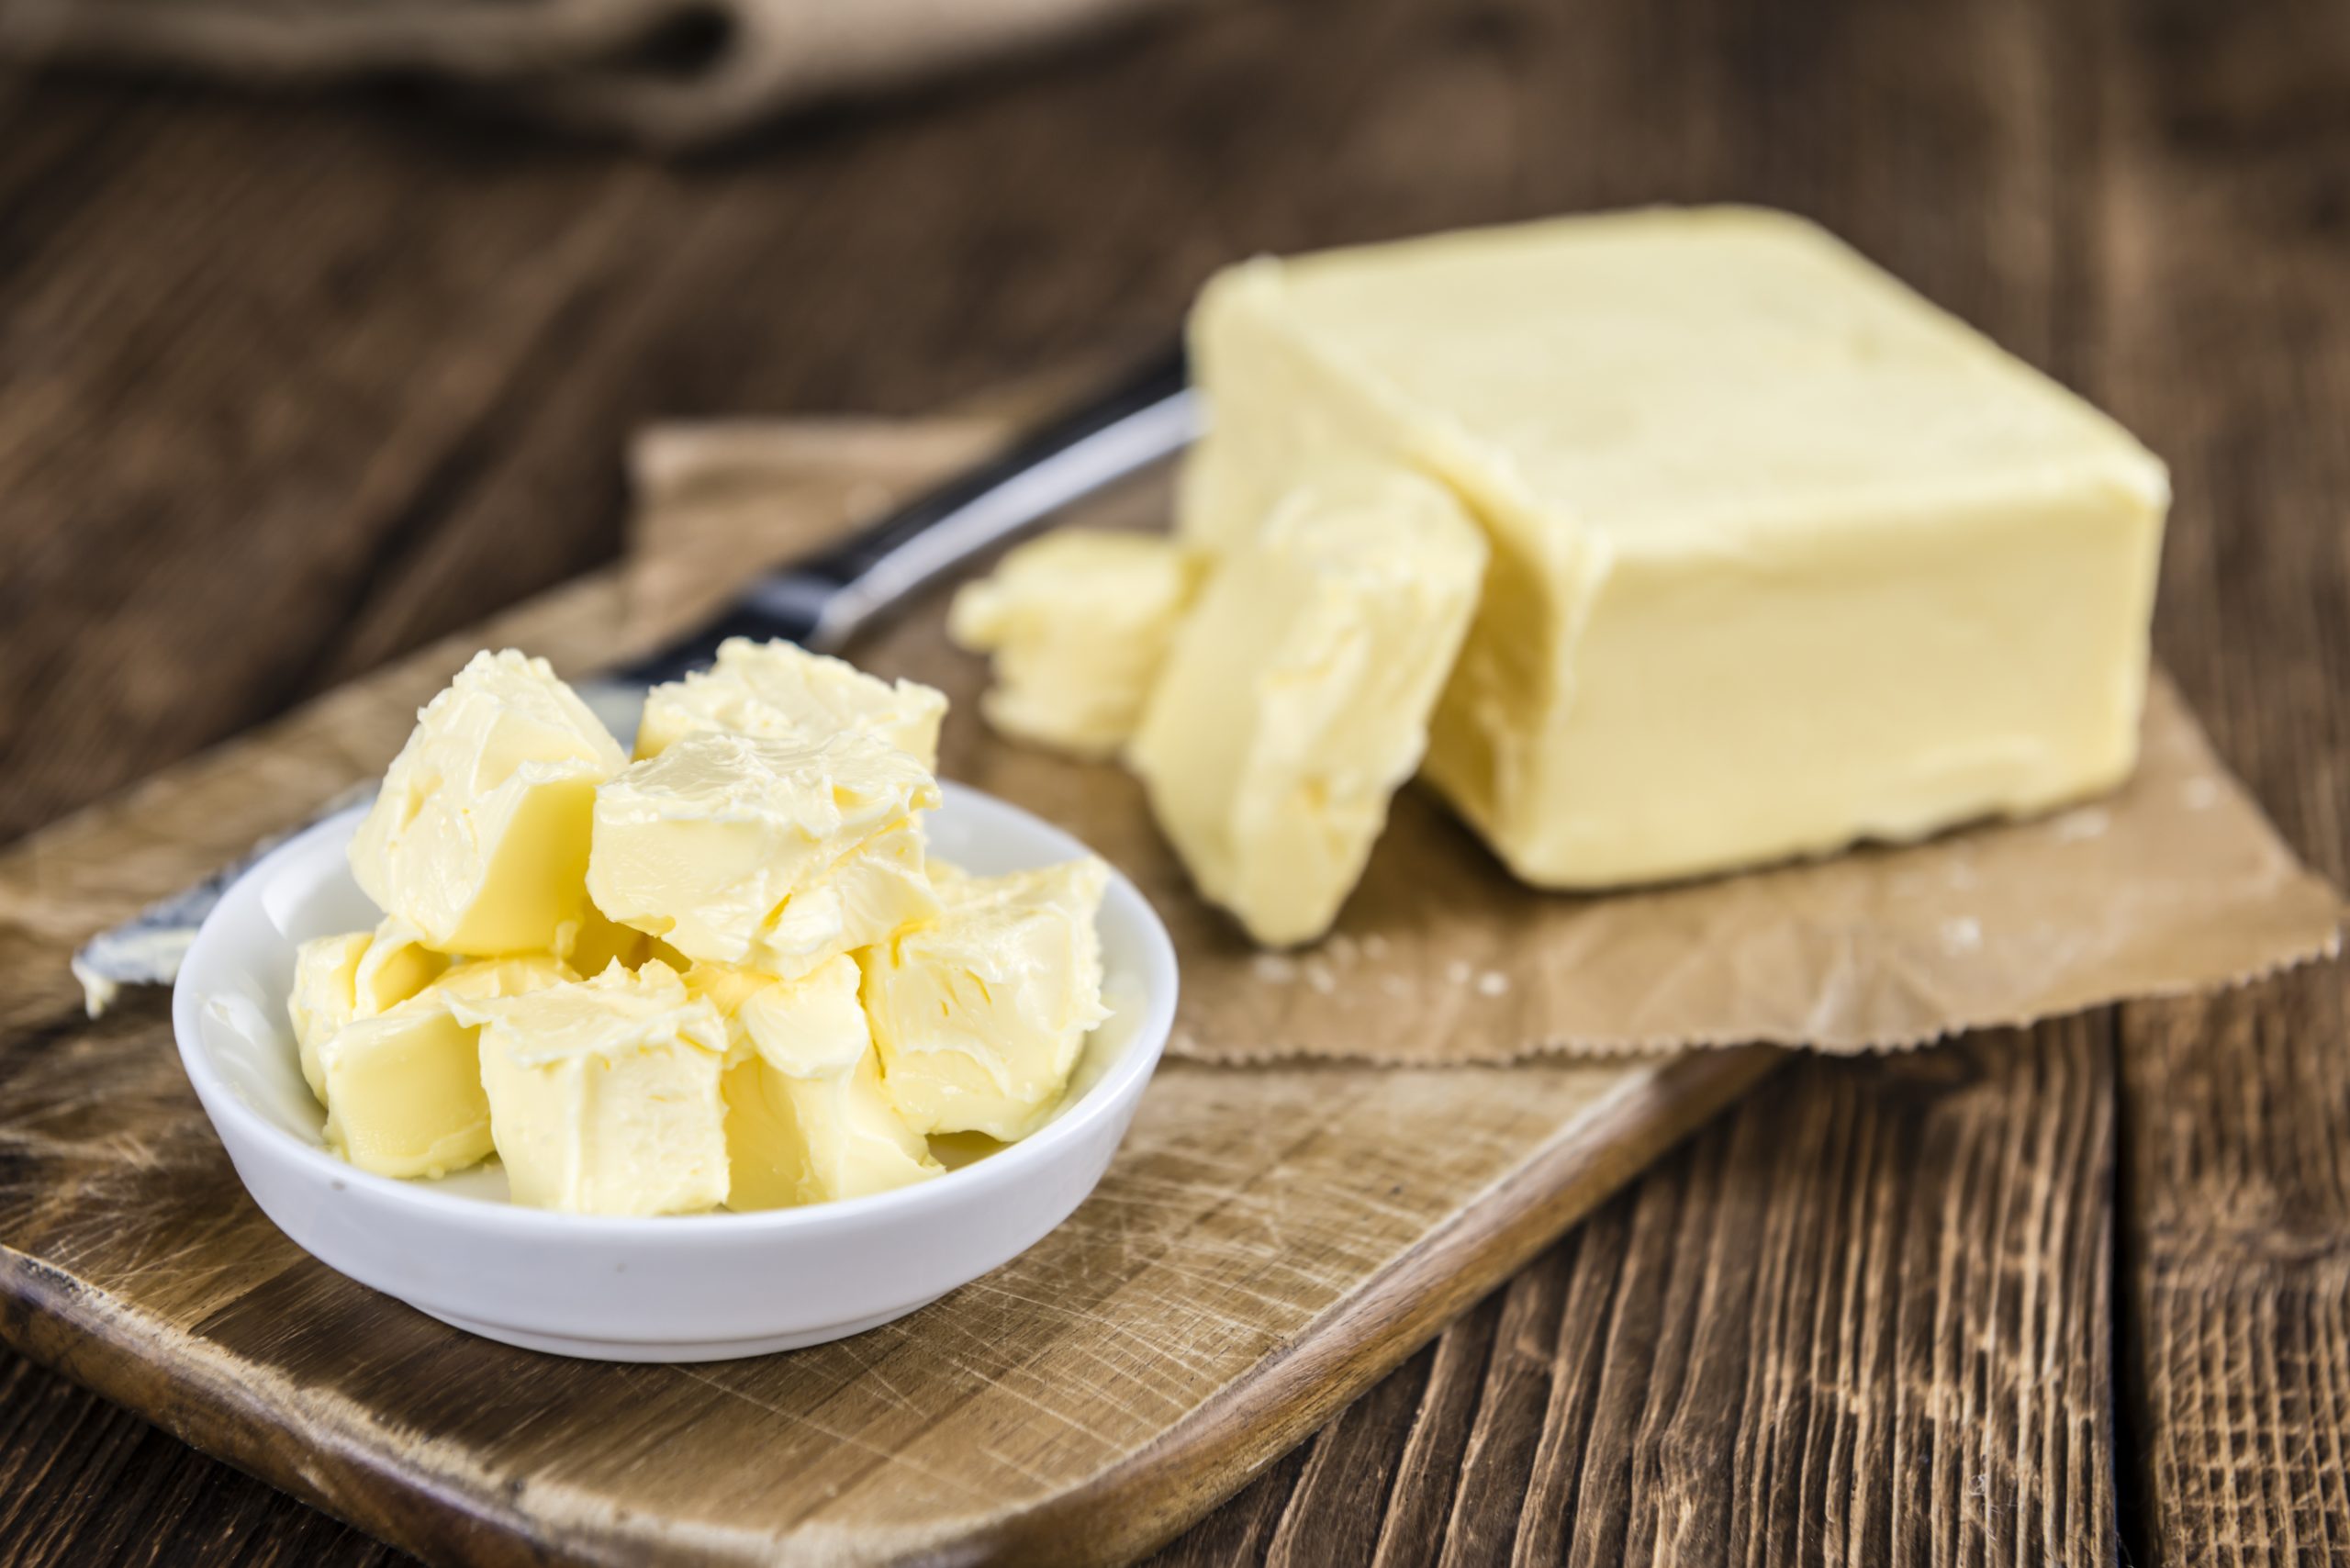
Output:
(699, 956), (941, 1209)
(1131, 470), (1486, 946)
(450, 960), (731, 1215)
(350, 649), (627, 954)
(289, 917), (449, 1103)
(860, 857), (1109, 1141)
(947, 530), (1203, 759)
(634, 637), (947, 770)
(588, 729), (942, 979)
(317, 954), (573, 1180)
(1181, 207), (2170, 888)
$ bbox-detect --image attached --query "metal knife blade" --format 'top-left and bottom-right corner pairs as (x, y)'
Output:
(73, 346), (1199, 1013)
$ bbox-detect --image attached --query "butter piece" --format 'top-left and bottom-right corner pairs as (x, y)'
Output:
(587, 729), (941, 979)
(1132, 471), (1485, 945)
(450, 961), (731, 1215)
(635, 637), (947, 771)
(350, 649), (627, 953)
(289, 918), (449, 1103)
(705, 956), (941, 1209)
(947, 530), (1203, 758)
(1182, 207), (2169, 887)
(317, 954), (572, 1180)
(555, 902), (651, 977)
(860, 857), (1109, 1140)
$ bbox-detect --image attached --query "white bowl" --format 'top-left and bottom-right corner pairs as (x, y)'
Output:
(171, 786), (1178, 1362)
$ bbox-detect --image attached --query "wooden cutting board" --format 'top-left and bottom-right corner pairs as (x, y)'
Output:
(0, 423), (1776, 1568)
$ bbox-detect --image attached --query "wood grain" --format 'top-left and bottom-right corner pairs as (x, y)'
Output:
(2095, 2), (2350, 1562)
(0, 0), (2343, 1561)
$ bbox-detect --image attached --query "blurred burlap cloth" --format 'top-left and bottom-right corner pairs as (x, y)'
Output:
(0, 0), (1176, 146)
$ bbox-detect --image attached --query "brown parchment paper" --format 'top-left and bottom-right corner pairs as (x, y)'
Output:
(627, 416), (2346, 1064)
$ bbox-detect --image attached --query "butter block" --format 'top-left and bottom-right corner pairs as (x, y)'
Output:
(860, 857), (1109, 1141)
(588, 729), (941, 979)
(1181, 207), (2169, 887)
(289, 918), (449, 1103)
(450, 961), (731, 1215)
(947, 530), (1203, 758)
(1131, 471), (1486, 945)
(317, 954), (572, 1180)
(351, 649), (627, 953)
(555, 902), (651, 978)
(705, 956), (941, 1209)
(634, 637), (947, 771)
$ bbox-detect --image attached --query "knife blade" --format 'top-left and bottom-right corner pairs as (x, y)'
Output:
(72, 345), (1199, 1014)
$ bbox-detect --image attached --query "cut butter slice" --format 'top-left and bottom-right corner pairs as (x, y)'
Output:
(1181, 206), (2169, 889)
(450, 960), (730, 1215)
(947, 529), (1203, 759)
(704, 955), (941, 1210)
(860, 857), (1109, 1142)
(634, 636), (946, 771)
(317, 953), (573, 1181)
(1131, 469), (1486, 946)
(587, 729), (942, 980)
(349, 649), (626, 954)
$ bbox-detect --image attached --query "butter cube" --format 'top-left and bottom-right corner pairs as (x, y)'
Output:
(948, 530), (1203, 759)
(351, 649), (627, 953)
(587, 729), (941, 979)
(1182, 207), (2169, 887)
(1131, 470), (1486, 945)
(289, 917), (449, 1103)
(699, 956), (941, 1209)
(450, 961), (730, 1215)
(860, 857), (1109, 1141)
(317, 954), (572, 1180)
(634, 637), (947, 771)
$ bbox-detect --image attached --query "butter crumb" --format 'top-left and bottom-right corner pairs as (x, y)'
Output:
(1252, 954), (1299, 984)
(1475, 970), (1511, 998)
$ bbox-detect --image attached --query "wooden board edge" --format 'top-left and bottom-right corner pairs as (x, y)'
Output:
(0, 1046), (1780, 1568)
(976, 1044), (1786, 1568)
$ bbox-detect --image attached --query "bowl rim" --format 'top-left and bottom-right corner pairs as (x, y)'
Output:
(171, 783), (1179, 1244)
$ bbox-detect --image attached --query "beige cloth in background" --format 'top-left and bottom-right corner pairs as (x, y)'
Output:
(0, 0), (1178, 147)
(627, 415), (2347, 1065)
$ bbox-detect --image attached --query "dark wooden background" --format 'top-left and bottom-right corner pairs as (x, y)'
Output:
(4, 0), (2347, 1562)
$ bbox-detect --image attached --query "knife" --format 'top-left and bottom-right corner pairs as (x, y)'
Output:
(72, 345), (1199, 1013)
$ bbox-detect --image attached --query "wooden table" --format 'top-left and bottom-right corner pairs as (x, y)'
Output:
(2, 1), (2344, 1562)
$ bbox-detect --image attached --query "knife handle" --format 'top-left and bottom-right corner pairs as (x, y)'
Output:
(614, 342), (1198, 688)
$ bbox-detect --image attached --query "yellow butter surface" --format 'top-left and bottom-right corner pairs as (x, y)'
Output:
(450, 961), (730, 1215)
(1132, 470), (1485, 945)
(947, 530), (1203, 759)
(706, 956), (941, 1209)
(635, 637), (947, 770)
(318, 954), (572, 1181)
(861, 857), (1109, 1141)
(1182, 207), (2169, 888)
(349, 649), (626, 953)
(587, 729), (941, 979)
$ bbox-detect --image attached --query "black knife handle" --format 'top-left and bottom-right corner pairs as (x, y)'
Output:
(612, 342), (1193, 689)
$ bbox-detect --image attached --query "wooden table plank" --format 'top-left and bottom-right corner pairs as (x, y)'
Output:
(2094, 2), (2350, 1562)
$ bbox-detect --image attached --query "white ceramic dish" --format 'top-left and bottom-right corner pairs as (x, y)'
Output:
(171, 787), (1178, 1362)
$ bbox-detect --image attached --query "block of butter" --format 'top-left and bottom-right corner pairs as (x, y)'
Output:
(288, 917), (448, 1103)
(317, 953), (573, 1180)
(1131, 470), (1486, 945)
(859, 857), (1109, 1141)
(351, 649), (627, 953)
(947, 530), (1203, 759)
(635, 636), (947, 771)
(1181, 207), (2170, 888)
(588, 729), (942, 978)
(451, 960), (731, 1215)
(692, 956), (942, 1209)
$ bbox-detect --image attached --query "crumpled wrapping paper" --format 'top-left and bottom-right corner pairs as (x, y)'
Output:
(627, 415), (2346, 1064)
